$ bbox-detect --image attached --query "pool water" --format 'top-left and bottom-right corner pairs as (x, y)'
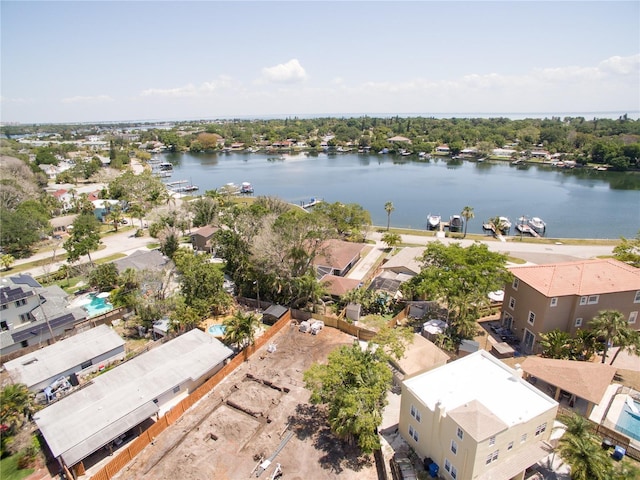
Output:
(615, 399), (640, 442)
(208, 324), (226, 337)
(84, 294), (114, 317)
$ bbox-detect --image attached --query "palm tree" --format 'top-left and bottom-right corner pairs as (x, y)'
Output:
(539, 329), (573, 359)
(384, 201), (394, 231)
(223, 310), (261, 353)
(608, 328), (640, 365)
(589, 309), (633, 364)
(461, 206), (474, 238)
(0, 383), (34, 434)
(558, 433), (612, 480)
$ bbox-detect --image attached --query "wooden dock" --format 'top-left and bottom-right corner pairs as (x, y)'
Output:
(516, 223), (540, 238)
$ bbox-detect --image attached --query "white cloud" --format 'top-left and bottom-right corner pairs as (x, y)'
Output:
(140, 76), (235, 98)
(60, 94), (113, 104)
(0, 96), (35, 104)
(261, 59), (308, 84)
(599, 54), (640, 75)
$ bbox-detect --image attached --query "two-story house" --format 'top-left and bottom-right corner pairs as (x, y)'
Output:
(400, 350), (557, 480)
(500, 259), (640, 354)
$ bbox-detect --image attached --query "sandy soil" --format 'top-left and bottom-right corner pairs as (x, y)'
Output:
(113, 325), (378, 480)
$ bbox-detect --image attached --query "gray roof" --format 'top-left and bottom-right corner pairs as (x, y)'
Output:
(113, 249), (171, 272)
(4, 325), (125, 390)
(34, 329), (233, 466)
(381, 247), (424, 276)
(263, 304), (288, 319)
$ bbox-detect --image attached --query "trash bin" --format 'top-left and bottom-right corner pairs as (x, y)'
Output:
(612, 445), (626, 460)
(429, 462), (439, 478)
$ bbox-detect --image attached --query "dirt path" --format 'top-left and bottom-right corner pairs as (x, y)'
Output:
(113, 325), (377, 480)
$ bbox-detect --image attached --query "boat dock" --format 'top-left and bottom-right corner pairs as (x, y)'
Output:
(165, 180), (199, 193)
(516, 223), (540, 238)
(301, 197), (322, 209)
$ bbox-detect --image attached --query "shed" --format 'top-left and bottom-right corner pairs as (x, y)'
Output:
(262, 304), (289, 325)
(345, 303), (361, 322)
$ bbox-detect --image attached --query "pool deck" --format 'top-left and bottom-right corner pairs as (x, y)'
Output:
(591, 385), (640, 449)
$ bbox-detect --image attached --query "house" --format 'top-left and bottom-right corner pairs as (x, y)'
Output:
(34, 329), (233, 474)
(114, 249), (171, 273)
(319, 274), (361, 298)
(313, 239), (365, 277)
(381, 246), (424, 277)
(91, 199), (121, 222)
(492, 148), (517, 158)
(191, 225), (219, 252)
(500, 259), (640, 354)
(391, 333), (449, 379)
(388, 135), (412, 144)
(4, 325), (125, 394)
(50, 214), (78, 234)
(400, 350), (557, 480)
(0, 275), (87, 357)
(436, 145), (450, 153)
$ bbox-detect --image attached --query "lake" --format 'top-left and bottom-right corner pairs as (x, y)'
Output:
(160, 151), (640, 239)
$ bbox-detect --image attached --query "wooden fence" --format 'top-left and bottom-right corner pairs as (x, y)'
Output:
(86, 310), (291, 480)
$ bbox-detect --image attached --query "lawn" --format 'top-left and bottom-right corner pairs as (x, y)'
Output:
(0, 455), (34, 480)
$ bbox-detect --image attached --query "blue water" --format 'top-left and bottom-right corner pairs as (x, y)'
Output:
(208, 324), (226, 336)
(84, 294), (114, 317)
(615, 399), (640, 442)
(162, 151), (640, 239)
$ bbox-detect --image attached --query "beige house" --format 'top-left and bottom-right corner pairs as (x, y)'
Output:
(501, 259), (640, 354)
(190, 225), (219, 252)
(400, 350), (557, 480)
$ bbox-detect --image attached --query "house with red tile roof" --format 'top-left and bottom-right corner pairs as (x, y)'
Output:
(312, 239), (366, 277)
(500, 259), (640, 354)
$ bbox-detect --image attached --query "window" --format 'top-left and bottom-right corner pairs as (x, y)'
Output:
(528, 311), (535, 325)
(410, 404), (421, 422)
(21, 340), (28, 348)
(80, 360), (92, 369)
(535, 422), (547, 436)
(485, 450), (499, 464)
(509, 297), (516, 310)
(634, 291), (640, 303)
(451, 465), (458, 479)
(172, 385), (181, 394)
(0, 320), (8, 331)
(451, 440), (457, 455)
(512, 278), (519, 290)
(1, 303), (7, 310)
(550, 297), (558, 307)
(575, 318), (583, 327)
(445, 458), (451, 472)
(19, 313), (30, 323)
(507, 441), (514, 450)
(521, 433), (527, 443)
(629, 312), (638, 325)
(408, 424), (419, 442)
(15, 298), (26, 307)
(580, 296), (587, 306)
(588, 295), (599, 305)
(489, 436), (496, 446)
(456, 427), (464, 440)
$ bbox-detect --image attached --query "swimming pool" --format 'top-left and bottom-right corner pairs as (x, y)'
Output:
(83, 293), (114, 317)
(208, 324), (226, 337)
(615, 398), (640, 442)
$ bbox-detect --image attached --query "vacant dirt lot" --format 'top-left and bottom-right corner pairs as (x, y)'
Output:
(113, 324), (378, 480)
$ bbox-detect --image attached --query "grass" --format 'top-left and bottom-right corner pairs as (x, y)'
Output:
(0, 455), (34, 480)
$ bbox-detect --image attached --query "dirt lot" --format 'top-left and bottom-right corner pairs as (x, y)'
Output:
(113, 325), (378, 480)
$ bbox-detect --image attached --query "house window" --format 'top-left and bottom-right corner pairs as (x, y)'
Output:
(486, 450), (499, 464)
(19, 313), (30, 323)
(580, 296), (587, 306)
(634, 291), (640, 303)
(588, 295), (599, 305)
(507, 441), (514, 450)
(445, 458), (451, 472)
(172, 385), (181, 394)
(451, 440), (457, 455)
(575, 318), (583, 327)
(489, 436), (496, 446)
(512, 278), (519, 290)
(80, 360), (92, 369)
(0, 320), (8, 331)
(629, 312), (638, 325)
(408, 424), (419, 442)
(535, 422), (547, 436)
(21, 340), (28, 348)
(528, 311), (535, 325)
(410, 404), (421, 422)
(509, 297), (516, 310)
(451, 465), (458, 479)
(1, 303), (7, 310)
(550, 297), (558, 307)
(521, 433), (527, 443)
(15, 298), (26, 307)
(456, 427), (464, 440)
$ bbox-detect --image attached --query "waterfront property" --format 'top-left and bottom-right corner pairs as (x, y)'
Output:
(190, 225), (219, 252)
(313, 239), (366, 277)
(500, 259), (640, 354)
(400, 350), (557, 480)
(34, 329), (233, 474)
(4, 324), (125, 395)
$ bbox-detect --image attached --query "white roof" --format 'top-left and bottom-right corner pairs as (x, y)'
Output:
(34, 329), (233, 466)
(4, 325), (124, 390)
(404, 350), (557, 429)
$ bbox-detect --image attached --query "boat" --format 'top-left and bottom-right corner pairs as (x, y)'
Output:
(158, 162), (173, 171)
(427, 214), (441, 230)
(498, 216), (512, 234)
(220, 182), (240, 195)
(528, 217), (546, 235)
(302, 197), (322, 209)
(240, 182), (254, 194)
(449, 215), (463, 233)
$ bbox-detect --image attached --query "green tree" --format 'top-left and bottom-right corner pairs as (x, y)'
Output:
(381, 231), (401, 249)
(0, 253), (15, 270)
(314, 201), (372, 241)
(556, 414), (612, 480)
(539, 329), (573, 359)
(303, 327), (411, 453)
(105, 203), (124, 232)
(169, 297), (203, 334)
(0, 383), (34, 436)
(461, 205), (474, 238)
(589, 309), (635, 364)
(384, 201), (394, 231)
(613, 231), (640, 267)
(88, 263), (119, 291)
(64, 214), (101, 266)
(223, 310), (261, 352)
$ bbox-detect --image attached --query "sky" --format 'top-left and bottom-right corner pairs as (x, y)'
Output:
(1, 1), (639, 124)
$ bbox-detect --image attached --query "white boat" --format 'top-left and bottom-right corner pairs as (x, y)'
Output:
(528, 217), (546, 234)
(498, 216), (512, 234)
(220, 182), (240, 195)
(449, 215), (463, 232)
(427, 214), (441, 230)
(240, 182), (254, 194)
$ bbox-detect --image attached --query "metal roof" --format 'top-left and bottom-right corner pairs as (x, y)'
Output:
(34, 329), (233, 467)
(4, 325), (125, 389)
